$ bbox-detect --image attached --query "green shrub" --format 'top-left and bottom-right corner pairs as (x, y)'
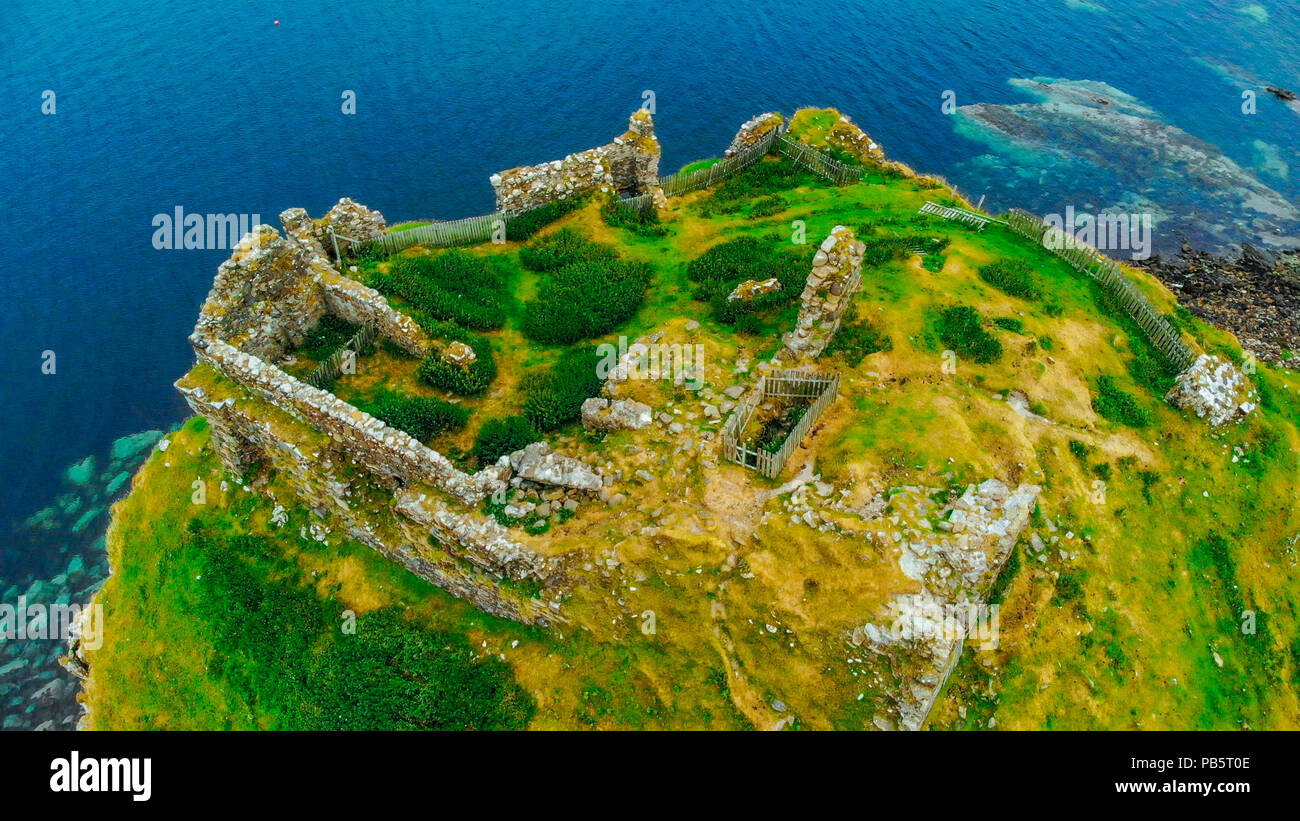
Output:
(686, 236), (806, 325)
(505, 197), (585, 242)
(859, 235), (912, 265)
(993, 317), (1024, 333)
(523, 347), (604, 432)
(522, 257), (652, 345)
(1068, 439), (1090, 461)
(747, 195), (786, 218)
(417, 332), (497, 396)
(359, 391), (468, 442)
(936, 306), (1002, 364)
(1092, 375), (1152, 427)
(372, 251), (509, 330)
(979, 258), (1041, 300)
(704, 156), (819, 211)
(600, 200), (669, 237)
(518, 227), (616, 272)
(473, 416), (538, 465)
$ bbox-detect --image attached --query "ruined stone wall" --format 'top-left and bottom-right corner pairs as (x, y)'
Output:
(724, 112), (784, 158)
(318, 270), (432, 357)
(191, 225), (330, 361)
(490, 109), (662, 213)
(781, 225), (865, 363)
(176, 375), (563, 625)
(191, 337), (502, 506)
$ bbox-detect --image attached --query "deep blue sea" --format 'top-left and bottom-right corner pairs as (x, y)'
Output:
(1, 0), (1297, 582)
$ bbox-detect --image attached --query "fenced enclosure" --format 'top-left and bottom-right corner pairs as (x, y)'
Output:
(1002, 208), (1196, 371)
(305, 322), (379, 389)
(722, 370), (840, 478)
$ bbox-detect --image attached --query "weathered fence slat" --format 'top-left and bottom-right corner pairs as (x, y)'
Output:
(1002, 207), (1195, 371)
(306, 322), (379, 389)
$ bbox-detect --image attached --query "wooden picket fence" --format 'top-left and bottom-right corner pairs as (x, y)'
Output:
(1002, 208), (1195, 371)
(373, 212), (507, 255)
(306, 322), (379, 389)
(657, 121), (788, 197)
(775, 136), (864, 185)
(722, 370), (840, 478)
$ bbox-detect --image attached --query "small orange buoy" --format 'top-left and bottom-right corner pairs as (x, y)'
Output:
(274, 20), (280, 25)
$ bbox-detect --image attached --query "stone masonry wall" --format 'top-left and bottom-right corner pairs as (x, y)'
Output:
(191, 337), (502, 506)
(490, 109), (662, 213)
(191, 225), (329, 361)
(781, 225), (865, 363)
(176, 376), (562, 625)
(317, 270), (432, 357)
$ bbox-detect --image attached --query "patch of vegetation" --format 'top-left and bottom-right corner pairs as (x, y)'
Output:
(518, 227), (617, 272)
(935, 305), (1002, 364)
(993, 317), (1024, 333)
(191, 524), (534, 729)
(523, 347), (604, 432)
(825, 303), (892, 367)
(686, 236), (806, 327)
(1092, 375), (1152, 427)
(522, 246), (653, 344)
(979, 258), (1041, 300)
(358, 390), (468, 442)
(600, 200), (669, 237)
(373, 251), (509, 331)
(755, 400), (811, 454)
(473, 416), (538, 465)
(505, 196), (585, 242)
(417, 330), (498, 396)
(296, 315), (359, 362)
(701, 156), (819, 215)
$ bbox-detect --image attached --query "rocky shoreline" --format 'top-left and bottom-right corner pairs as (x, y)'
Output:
(1138, 243), (1299, 367)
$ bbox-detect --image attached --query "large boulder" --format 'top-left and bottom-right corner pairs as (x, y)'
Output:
(503, 442), (603, 492)
(581, 397), (653, 431)
(1166, 354), (1256, 426)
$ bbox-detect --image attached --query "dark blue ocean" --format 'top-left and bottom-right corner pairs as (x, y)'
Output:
(1, 0), (1297, 580)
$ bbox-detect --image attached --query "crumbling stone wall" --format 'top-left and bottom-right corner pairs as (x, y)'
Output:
(191, 225), (330, 361)
(282, 198), (387, 261)
(176, 373), (563, 625)
(317, 270), (432, 358)
(192, 337), (501, 505)
(489, 110), (662, 212)
(851, 480), (1041, 730)
(724, 112), (784, 158)
(181, 199), (599, 625)
(781, 225), (865, 363)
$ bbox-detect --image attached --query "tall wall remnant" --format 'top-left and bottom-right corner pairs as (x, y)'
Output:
(781, 225), (865, 363)
(489, 109), (663, 213)
(724, 112), (784, 158)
